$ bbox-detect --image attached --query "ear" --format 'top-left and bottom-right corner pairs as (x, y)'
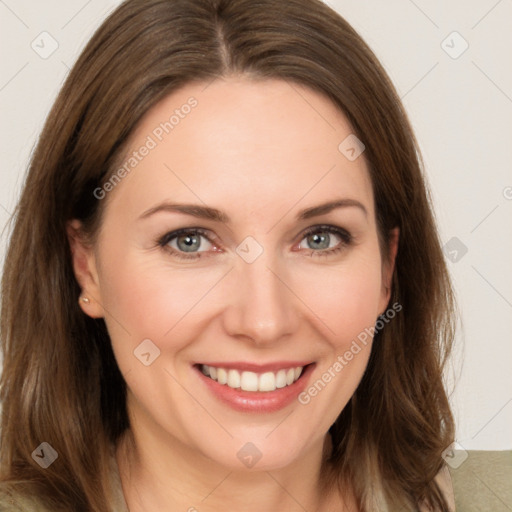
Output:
(379, 227), (399, 314)
(67, 219), (104, 318)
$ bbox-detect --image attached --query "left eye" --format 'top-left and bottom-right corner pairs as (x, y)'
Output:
(298, 226), (350, 252)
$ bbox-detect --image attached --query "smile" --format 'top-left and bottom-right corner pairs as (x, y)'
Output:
(200, 364), (304, 392)
(194, 361), (315, 413)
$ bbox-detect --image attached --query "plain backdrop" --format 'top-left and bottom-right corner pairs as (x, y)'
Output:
(0, 0), (511, 450)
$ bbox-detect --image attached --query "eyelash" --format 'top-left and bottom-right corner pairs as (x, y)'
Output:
(157, 225), (353, 261)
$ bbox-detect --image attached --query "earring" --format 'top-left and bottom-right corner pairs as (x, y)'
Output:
(81, 296), (90, 304)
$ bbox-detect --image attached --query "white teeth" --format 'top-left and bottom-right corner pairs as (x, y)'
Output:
(259, 372), (276, 392)
(240, 371), (259, 391)
(200, 364), (305, 392)
(275, 369), (287, 388)
(227, 369), (240, 389)
(217, 367), (227, 385)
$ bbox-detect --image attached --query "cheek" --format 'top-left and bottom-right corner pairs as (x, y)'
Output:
(97, 248), (228, 360)
(294, 254), (384, 344)
(292, 259), (383, 422)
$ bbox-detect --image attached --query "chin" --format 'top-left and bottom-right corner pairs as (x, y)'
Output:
(192, 427), (321, 472)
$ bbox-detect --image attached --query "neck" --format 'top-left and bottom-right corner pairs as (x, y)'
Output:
(115, 423), (351, 511)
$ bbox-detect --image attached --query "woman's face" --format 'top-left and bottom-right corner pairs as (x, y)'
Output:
(72, 77), (397, 471)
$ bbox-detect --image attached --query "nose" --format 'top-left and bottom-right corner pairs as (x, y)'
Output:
(222, 250), (299, 346)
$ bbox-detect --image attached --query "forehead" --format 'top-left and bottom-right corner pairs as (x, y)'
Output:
(102, 77), (374, 226)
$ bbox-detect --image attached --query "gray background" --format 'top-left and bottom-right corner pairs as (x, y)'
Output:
(0, 0), (511, 451)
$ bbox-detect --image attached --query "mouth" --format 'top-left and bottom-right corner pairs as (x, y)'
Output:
(198, 363), (306, 392)
(193, 361), (315, 413)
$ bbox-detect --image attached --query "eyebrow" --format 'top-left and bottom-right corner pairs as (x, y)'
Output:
(298, 198), (367, 220)
(139, 198), (367, 223)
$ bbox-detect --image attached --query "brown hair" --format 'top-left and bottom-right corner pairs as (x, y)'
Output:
(0, 0), (456, 510)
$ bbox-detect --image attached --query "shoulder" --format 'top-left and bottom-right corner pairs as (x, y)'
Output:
(0, 445), (127, 512)
(448, 450), (512, 511)
(0, 486), (45, 512)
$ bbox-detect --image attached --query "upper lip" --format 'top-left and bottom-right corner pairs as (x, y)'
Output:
(195, 361), (314, 373)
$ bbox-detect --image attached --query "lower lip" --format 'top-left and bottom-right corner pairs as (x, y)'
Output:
(194, 364), (316, 413)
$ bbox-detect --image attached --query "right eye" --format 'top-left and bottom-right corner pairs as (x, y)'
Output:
(157, 228), (218, 260)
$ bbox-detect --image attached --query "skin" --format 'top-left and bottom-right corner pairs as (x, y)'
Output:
(68, 77), (399, 512)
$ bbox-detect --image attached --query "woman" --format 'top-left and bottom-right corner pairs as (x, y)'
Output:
(0, 0), (456, 510)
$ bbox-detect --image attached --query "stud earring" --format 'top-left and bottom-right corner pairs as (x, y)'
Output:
(81, 296), (90, 304)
